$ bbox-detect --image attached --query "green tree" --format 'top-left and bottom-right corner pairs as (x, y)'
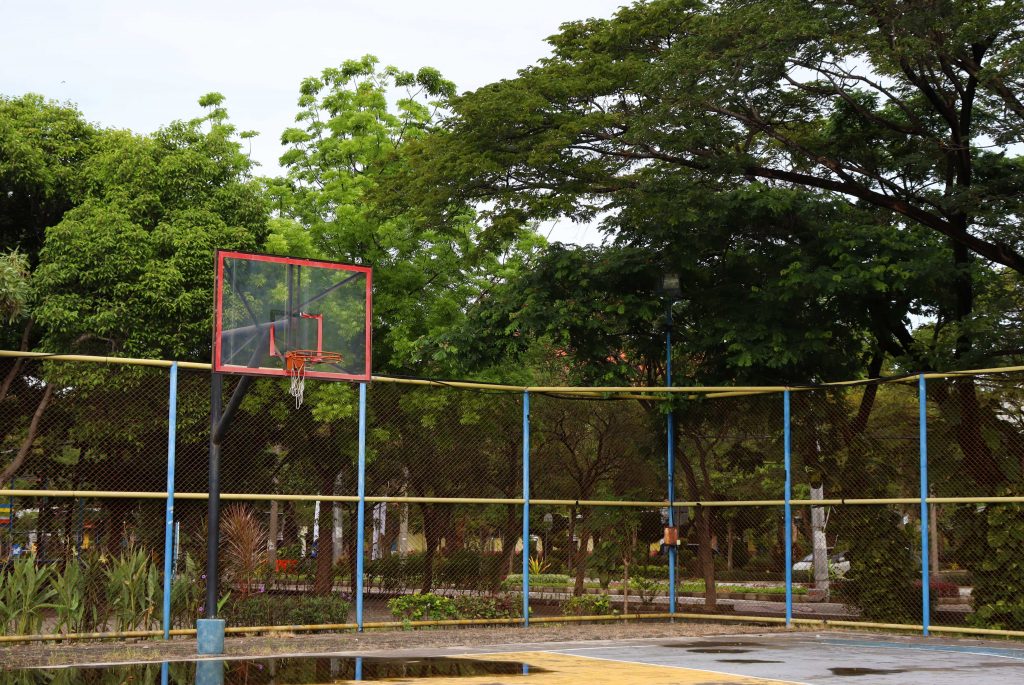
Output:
(33, 93), (267, 359)
(404, 0), (1024, 275)
(271, 55), (532, 375)
(0, 94), (95, 261)
(0, 95), (269, 552)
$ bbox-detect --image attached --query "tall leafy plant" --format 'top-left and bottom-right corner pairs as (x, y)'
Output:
(0, 555), (56, 635)
(105, 548), (161, 632)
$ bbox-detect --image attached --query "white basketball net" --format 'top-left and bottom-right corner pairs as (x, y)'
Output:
(288, 362), (307, 408)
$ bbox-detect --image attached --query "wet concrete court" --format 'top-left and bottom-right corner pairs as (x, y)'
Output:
(7, 632), (1024, 684)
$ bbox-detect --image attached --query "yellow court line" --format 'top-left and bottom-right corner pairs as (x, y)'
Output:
(348, 651), (805, 685)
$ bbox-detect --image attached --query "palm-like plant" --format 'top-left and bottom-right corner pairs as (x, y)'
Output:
(220, 504), (268, 600)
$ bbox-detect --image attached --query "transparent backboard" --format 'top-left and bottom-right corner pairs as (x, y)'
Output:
(214, 251), (371, 381)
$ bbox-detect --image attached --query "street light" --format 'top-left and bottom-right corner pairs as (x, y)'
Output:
(661, 274), (682, 301)
(659, 272), (682, 615)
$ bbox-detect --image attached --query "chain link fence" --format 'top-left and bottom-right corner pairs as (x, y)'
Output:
(1, 354), (1022, 641)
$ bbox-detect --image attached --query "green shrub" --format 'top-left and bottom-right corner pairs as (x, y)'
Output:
(452, 593), (523, 619)
(743, 555), (775, 573)
(223, 593), (350, 627)
(629, 576), (661, 606)
(436, 550), (505, 592)
(954, 503), (1024, 631)
(501, 573), (570, 589)
(284, 595), (351, 625)
(365, 555), (407, 594)
(832, 507), (932, 624)
(715, 569), (786, 582)
(633, 564), (669, 580)
(387, 593), (457, 621)
(170, 553), (203, 629)
(561, 594), (612, 616)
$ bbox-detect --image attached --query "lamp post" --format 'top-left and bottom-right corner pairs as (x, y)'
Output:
(660, 273), (682, 615)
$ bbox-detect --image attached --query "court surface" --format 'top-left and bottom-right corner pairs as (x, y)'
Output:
(9, 631), (1024, 684)
(415, 632), (1024, 685)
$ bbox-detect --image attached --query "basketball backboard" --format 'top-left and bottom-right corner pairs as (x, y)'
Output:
(213, 250), (371, 381)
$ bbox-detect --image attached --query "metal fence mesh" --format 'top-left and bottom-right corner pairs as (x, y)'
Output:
(1, 355), (1023, 639)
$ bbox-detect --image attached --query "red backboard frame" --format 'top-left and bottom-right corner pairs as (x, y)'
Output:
(213, 250), (372, 382)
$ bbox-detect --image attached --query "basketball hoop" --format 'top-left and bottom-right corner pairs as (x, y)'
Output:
(284, 350), (344, 407)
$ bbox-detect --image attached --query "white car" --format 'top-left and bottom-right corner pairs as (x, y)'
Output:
(793, 551), (850, 577)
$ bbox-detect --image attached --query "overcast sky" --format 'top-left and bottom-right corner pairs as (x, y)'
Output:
(3, 1), (628, 244)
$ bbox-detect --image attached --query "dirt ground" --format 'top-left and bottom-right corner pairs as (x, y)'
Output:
(0, 621), (799, 669)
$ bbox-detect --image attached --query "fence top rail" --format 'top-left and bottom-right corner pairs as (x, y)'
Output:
(3, 349), (1024, 394)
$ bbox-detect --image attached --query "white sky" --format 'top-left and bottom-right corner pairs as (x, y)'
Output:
(2, 0), (626, 245)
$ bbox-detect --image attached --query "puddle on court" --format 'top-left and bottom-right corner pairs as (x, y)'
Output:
(667, 640), (765, 648)
(4, 656), (545, 684)
(717, 659), (784, 664)
(829, 667), (909, 676)
(686, 648), (753, 654)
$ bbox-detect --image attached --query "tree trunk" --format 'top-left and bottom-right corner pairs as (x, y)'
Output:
(36, 494), (54, 560)
(695, 508), (717, 610)
(282, 500), (299, 550)
(332, 472), (345, 565)
(572, 510), (592, 596)
(944, 379), (1005, 488)
(420, 504), (447, 593)
(622, 555), (630, 615)
(0, 319), (33, 404)
(674, 439), (717, 610)
(499, 505), (520, 576)
(811, 482), (829, 594)
(313, 473), (335, 595)
(268, 499), (278, 572)
(726, 520), (734, 571)
(0, 382), (54, 487)
(344, 506), (358, 595)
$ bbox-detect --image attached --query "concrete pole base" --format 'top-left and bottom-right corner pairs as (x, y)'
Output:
(196, 618), (225, 655)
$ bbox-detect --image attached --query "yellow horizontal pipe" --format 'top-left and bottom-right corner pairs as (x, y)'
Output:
(0, 628), (195, 643)
(526, 385), (790, 394)
(929, 625), (1024, 639)
(531, 499), (670, 508)
(4, 614), (1024, 644)
(362, 617), (524, 629)
(224, 623), (357, 634)
(925, 496), (1024, 504)
(365, 496), (524, 505)
(5, 349), (1024, 394)
(4, 490), (1021, 508)
(0, 350), (210, 370)
(369, 375), (526, 391)
(675, 613), (789, 625)
(0, 489), (360, 503)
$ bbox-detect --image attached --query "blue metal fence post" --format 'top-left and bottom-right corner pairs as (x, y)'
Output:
(666, 314), (676, 616)
(784, 389), (792, 628)
(920, 374), (930, 636)
(522, 391), (530, 627)
(162, 362), (178, 640)
(355, 382), (367, 631)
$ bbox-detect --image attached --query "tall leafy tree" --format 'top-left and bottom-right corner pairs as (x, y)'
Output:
(33, 93), (268, 359)
(0, 94), (95, 261)
(271, 55), (528, 375)
(1, 95), (269, 551)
